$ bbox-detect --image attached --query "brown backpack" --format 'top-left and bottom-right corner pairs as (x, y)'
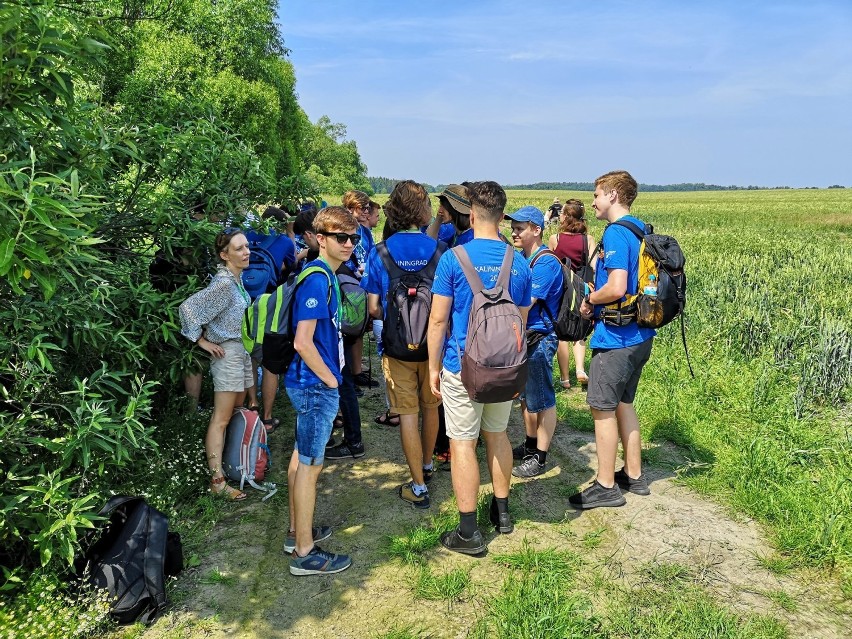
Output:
(453, 244), (528, 403)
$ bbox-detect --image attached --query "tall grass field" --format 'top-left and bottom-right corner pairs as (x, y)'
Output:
(496, 188), (851, 574)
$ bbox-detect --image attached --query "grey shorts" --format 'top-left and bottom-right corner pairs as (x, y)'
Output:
(210, 339), (254, 393)
(441, 369), (512, 441)
(586, 339), (653, 411)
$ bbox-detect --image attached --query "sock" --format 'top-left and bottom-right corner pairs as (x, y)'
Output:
(459, 511), (478, 538)
(535, 449), (547, 465)
(411, 482), (427, 496)
(493, 496), (509, 516)
(525, 435), (538, 450)
(422, 462), (434, 472)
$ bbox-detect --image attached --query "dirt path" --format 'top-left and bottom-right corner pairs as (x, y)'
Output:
(141, 377), (851, 639)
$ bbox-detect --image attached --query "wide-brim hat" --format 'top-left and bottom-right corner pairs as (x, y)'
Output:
(436, 184), (471, 216)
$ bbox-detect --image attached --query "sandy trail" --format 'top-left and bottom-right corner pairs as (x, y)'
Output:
(141, 382), (851, 639)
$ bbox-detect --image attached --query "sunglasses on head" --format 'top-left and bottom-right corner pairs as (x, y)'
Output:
(318, 231), (361, 246)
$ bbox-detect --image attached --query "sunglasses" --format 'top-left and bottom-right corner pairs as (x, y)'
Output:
(318, 231), (361, 246)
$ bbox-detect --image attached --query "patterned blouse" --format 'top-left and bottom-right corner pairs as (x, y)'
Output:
(179, 267), (249, 344)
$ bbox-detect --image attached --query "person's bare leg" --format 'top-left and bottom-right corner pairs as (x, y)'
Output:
(206, 391), (240, 484)
(287, 450), (299, 534)
(449, 439), (479, 512)
(261, 367), (278, 421)
(399, 413), (424, 485)
(293, 462), (323, 556)
(184, 372), (202, 411)
(521, 400), (536, 438)
(615, 402), (642, 478)
(482, 430), (512, 499)
(590, 408), (619, 487)
(573, 340), (587, 378)
(533, 407), (557, 452)
(350, 338), (363, 376)
(556, 340), (571, 383)
(420, 406), (439, 465)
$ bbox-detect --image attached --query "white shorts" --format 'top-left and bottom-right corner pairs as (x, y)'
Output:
(210, 339), (253, 393)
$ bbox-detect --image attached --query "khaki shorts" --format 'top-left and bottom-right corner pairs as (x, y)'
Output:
(210, 339), (254, 393)
(382, 356), (440, 415)
(440, 369), (512, 441)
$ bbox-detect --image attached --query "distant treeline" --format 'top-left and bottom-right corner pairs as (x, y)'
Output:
(370, 177), (846, 193)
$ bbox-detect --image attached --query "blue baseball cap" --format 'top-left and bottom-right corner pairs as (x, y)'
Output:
(505, 206), (545, 228)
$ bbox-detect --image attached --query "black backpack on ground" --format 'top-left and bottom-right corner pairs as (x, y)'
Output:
(530, 249), (594, 343)
(376, 241), (446, 361)
(74, 496), (183, 625)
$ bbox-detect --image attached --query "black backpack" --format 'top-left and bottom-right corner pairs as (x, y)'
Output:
(376, 241), (446, 361)
(530, 249), (594, 343)
(74, 496), (183, 625)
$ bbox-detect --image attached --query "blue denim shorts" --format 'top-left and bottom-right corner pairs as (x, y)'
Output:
(522, 333), (558, 413)
(286, 383), (339, 465)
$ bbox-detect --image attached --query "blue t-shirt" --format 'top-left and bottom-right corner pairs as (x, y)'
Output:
(285, 259), (344, 388)
(527, 247), (563, 334)
(431, 239), (532, 374)
(438, 222), (456, 244)
(363, 231), (441, 317)
(590, 215), (656, 349)
(454, 228), (474, 246)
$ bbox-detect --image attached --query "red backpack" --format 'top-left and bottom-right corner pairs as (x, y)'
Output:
(222, 408), (277, 500)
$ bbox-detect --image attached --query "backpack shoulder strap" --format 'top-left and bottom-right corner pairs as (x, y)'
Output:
(452, 245), (484, 295)
(611, 219), (646, 241)
(496, 243), (514, 289)
(529, 248), (560, 270)
(376, 242), (406, 279)
(296, 265), (333, 303)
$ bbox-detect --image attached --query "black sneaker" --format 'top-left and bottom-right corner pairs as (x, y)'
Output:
(325, 441), (366, 460)
(512, 456), (546, 478)
(512, 443), (535, 460)
(422, 467), (434, 484)
(489, 496), (513, 534)
(325, 436), (336, 449)
(440, 527), (486, 555)
(614, 468), (651, 496)
(568, 480), (627, 510)
(354, 372), (379, 388)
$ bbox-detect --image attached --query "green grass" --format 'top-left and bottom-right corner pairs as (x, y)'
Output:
(414, 565), (471, 601)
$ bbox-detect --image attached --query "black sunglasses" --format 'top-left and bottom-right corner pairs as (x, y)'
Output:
(318, 231), (361, 246)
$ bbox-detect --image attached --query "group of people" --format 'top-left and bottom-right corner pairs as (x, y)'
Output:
(178, 169), (656, 576)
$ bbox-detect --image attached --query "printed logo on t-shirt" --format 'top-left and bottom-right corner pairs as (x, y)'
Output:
(605, 250), (616, 259)
(306, 297), (318, 308)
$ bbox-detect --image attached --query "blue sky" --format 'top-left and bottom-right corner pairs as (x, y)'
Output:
(277, 1), (851, 187)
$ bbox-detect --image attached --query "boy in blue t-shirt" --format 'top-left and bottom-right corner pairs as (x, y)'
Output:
(364, 180), (444, 510)
(571, 170), (655, 510)
(284, 206), (359, 576)
(505, 206), (563, 479)
(428, 181), (532, 555)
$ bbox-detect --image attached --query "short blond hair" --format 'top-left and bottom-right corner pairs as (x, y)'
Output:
(595, 170), (638, 208)
(314, 206), (357, 233)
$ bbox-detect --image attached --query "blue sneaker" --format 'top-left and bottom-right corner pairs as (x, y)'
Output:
(283, 526), (332, 554)
(289, 545), (352, 576)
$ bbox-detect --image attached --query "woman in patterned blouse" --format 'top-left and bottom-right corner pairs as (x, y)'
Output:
(179, 229), (254, 500)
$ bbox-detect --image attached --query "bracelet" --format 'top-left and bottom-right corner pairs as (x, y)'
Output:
(583, 294), (591, 306)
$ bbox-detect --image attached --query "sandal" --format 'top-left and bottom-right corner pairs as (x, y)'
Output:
(333, 414), (345, 430)
(248, 405), (260, 412)
(211, 476), (246, 501)
(261, 417), (280, 434)
(374, 410), (400, 427)
(560, 379), (572, 389)
(576, 373), (589, 386)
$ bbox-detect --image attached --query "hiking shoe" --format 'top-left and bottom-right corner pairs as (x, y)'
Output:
(568, 480), (627, 510)
(325, 441), (366, 460)
(489, 497), (514, 534)
(289, 545), (352, 576)
(512, 456), (546, 478)
(354, 372), (379, 388)
(440, 527), (486, 555)
(283, 526), (332, 553)
(512, 443), (535, 460)
(398, 482), (431, 509)
(614, 468), (651, 496)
